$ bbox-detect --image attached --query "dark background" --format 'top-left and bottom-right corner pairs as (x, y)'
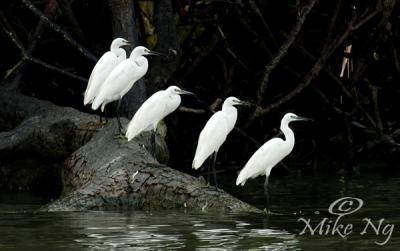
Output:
(1, 0), (399, 195)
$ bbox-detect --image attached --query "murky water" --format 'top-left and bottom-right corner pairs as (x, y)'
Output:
(1, 174), (400, 250)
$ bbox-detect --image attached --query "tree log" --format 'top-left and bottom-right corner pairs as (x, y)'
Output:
(0, 90), (259, 213)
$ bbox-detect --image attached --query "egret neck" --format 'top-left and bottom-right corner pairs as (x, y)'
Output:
(221, 100), (238, 133)
(280, 117), (295, 154)
(110, 41), (126, 58)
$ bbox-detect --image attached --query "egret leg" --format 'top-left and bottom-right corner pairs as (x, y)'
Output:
(211, 151), (218, 188)
(99, 107), (108, 124)
(116, 99), (124, 134)
(207, 156), (211, 185)
(151, 131), (157, 157)
(264, 175), (270, 212)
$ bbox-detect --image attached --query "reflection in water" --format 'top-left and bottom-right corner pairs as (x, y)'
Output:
(67, 211), (299, 250)
(1, 174), (400, 250)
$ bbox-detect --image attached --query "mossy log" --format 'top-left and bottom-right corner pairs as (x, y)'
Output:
(0, 89), (260, 213)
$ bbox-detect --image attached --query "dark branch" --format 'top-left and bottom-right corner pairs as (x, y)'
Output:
(21, 0), (97, 62)
(250, 6), (382, 123)
(0, 20), (88, 83)
(255, 0), (318, 106)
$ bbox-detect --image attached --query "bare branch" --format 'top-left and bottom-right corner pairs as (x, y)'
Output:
(27, 57), (88, 82)
(248, 0), (278, 48)
(0, 20), (87, 83)
(21, 0), (97, 62)
(248, 6), (382, 124)
(178, 106), (206, 114)
(288, 35), (377, 128)
(217, 26), (250, 72)
(322, 0), (343, 51)
(255, 0), (318, 106)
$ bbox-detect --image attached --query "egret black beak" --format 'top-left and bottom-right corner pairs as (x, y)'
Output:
(295, 115), (312, 121)
(123, 41), (131, 46)
(238, 101), (254, 106)
(178, 90), (195, 95)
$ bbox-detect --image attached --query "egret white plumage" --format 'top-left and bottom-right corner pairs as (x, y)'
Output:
(83, 37), (129, 106)
(126, 86), (194, 154)
(236, 112), (310, 208)
(91, 46), (163, 132)
(192, 97), (246, 187)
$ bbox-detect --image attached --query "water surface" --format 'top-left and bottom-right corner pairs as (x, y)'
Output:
(1, 174), (399, 250)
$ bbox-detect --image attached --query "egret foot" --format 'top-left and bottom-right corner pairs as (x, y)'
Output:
(114, 130), (126, 139)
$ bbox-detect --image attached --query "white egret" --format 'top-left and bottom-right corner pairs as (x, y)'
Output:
(236, 112), (310, 208)
(192, 97), (246, 187)
(91, 46), (163, 132)
(83, 37), (129, 106)
(126, 86), (194, 153)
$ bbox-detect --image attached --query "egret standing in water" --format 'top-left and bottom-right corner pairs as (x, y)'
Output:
(91, 46), (163, 133)
(236, 113), (310, 209)
(126, 86), (194, 153)
(192, 97), (247, 187)
(84, 38), (129, 106)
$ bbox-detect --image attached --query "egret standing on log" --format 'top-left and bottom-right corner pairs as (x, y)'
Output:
(192, 97), (247, 187)
(83, 38), (129, 106)
(91, 46), (163, 133)
(126, 86), (194, 154)
(236, 113), (310, 209)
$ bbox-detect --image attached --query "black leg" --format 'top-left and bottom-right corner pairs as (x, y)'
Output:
(264, 175), (270, 212)
(211, 151), (218, 188)
(207, 156), (211, 185)
(104, 107), (109, 122)
(116, 99), (123, 134)
(99, 107), (108, 124)
(151, 130), (156, 157)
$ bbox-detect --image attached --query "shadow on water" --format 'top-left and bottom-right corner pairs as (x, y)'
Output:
(1, 173), (400, 250)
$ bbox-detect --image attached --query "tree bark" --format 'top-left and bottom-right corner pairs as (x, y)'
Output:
(0, 89), (259, 213)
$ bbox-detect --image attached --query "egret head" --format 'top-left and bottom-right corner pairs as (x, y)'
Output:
(223, 96), (246, 107)
(130, 46), (165, 58)
(166, 85), (195, 96)
(111, 37), (130, 48)
(282, 113), (311, 124)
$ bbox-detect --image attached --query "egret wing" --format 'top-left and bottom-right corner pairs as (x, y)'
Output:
(192, 112), (230, 169)
(236, 138), (285, 185)
(84, 52), (119, 105)
(96, 59), (142, 103)
(126, 91), (179, 140)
